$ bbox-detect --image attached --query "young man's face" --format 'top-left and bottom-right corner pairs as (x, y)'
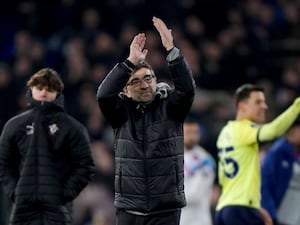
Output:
(240, 91), (268, 123)
(125, 67), (157, 103)
(31, 85), (58, 102)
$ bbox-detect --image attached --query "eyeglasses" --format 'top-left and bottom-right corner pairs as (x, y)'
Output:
(127, 74), (155, 87)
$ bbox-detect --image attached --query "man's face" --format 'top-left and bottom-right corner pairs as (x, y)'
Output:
(240, 91), (268, 123)
(183, 122), (201, 150)
(125, 67), (157, 103)
(31, 85), (58, 102)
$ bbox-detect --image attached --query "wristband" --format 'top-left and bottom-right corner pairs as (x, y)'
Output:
(166, 47), (180, 62)
(122, 59), (136, 73)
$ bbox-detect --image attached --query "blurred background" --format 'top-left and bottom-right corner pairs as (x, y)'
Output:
(0, 0), (300, 224)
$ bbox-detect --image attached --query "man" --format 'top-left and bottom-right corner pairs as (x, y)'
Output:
(97, 16), (195, 225)
(215, 83), (300, 225)
(0, 68), (95, 225)
(261, 120), (300, 225)
(180, 117), (216, 225)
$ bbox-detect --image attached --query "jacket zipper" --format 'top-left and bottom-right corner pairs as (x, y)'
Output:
(141, 107), (150, 210)
(34, 106), (42, 202)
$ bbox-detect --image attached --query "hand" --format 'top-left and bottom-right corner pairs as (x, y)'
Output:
(127, 33), (148, 65)
(152, 16), (174, 51)
(260, 208), (273, 225)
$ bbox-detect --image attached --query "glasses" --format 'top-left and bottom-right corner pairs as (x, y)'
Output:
(127, 74), (155, 87)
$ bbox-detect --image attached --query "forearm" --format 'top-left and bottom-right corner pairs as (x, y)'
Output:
(168, 55), (195, 95)
(96, 62), (131, 101)
(259, 98), (300, 142)
(166, 56), (195, 120)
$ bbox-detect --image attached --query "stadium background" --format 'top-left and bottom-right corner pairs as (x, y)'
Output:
(0, 0), (300, 224)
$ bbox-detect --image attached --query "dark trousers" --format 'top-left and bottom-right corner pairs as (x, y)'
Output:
(116, 209), (181, 225)
(215, 206), (265, 225)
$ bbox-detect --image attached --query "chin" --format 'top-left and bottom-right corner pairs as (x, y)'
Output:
(140, 96), (154, 103)
(257, 118), (265, 124)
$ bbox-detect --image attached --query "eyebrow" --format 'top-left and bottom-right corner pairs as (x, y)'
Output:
(129, 77), (140, 82)
(128, 74), (154, 82)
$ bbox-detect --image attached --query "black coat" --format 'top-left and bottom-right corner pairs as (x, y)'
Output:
(97, 56), (195, 213)
(0, 94), (95, 225)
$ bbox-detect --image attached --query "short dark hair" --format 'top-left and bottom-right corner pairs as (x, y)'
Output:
(131, 61), (155, 76)
(27, 68), (64, 92)
(235, 83), (264, 106)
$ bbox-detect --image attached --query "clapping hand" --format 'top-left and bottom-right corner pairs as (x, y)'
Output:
(152, 16), (174, 51)
(127, 33), (148, 65)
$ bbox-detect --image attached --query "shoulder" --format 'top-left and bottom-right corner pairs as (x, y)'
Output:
(270, 138), (292, 154)
(2, 110), (32, 130)
(0, 110), (32, 141)
(223, 120), (260, 134)
(193, 145), (214, 158)
(64, 115), (90, 141)
(217, 120), (260, 147)
(61, 114), (86, 129)
(229, 120), (259, 130)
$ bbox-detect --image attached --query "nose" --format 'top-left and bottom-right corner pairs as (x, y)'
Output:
(140, 79), (150, 88)
(262, 103), (268, 110)
(40, 89), (48, 94)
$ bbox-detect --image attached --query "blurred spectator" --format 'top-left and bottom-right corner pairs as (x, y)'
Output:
(0, 63), (18, 130)
(181, 117), (216, 225)
(261, 120), (300, 225)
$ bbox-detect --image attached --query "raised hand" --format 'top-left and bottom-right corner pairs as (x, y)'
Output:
(127, 33), (148, 65)
(152, 16), (174, 51)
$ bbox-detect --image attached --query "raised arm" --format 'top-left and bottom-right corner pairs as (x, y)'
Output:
(152, 16), (195, 120)
(97, 33), (149, 126)
(152, 16), (174, 51)
(258, 97), (300, 142)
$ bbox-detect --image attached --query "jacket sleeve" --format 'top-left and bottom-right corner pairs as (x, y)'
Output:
(62, 122), (95, 203)
(96, 62), (131, 127)
(258, 97), (300, 142)
(0, 120), (20, 201)
(167, 56), (196, 121)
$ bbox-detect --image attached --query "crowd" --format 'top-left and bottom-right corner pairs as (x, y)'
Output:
(1, 0), (300, 225)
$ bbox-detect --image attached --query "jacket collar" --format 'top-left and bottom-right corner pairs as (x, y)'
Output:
(26, 89), (65, 112)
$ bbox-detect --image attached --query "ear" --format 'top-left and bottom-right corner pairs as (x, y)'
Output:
(123, 86), (131, 97)
(238, 101), (247, 112)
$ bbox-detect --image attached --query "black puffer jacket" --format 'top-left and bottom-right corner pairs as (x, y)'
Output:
(97, 56), (195, 213)
(0, 93), (94, 225)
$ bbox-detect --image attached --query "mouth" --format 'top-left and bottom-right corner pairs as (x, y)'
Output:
(140, 91), (151, 96)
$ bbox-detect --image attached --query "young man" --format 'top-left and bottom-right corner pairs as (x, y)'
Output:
(97, 17), (195, 225)
(180, 117), (216, 225)
(215, 83), (300, 225)
(261, 120), (300, 225)
(0, 68), (95, 225)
